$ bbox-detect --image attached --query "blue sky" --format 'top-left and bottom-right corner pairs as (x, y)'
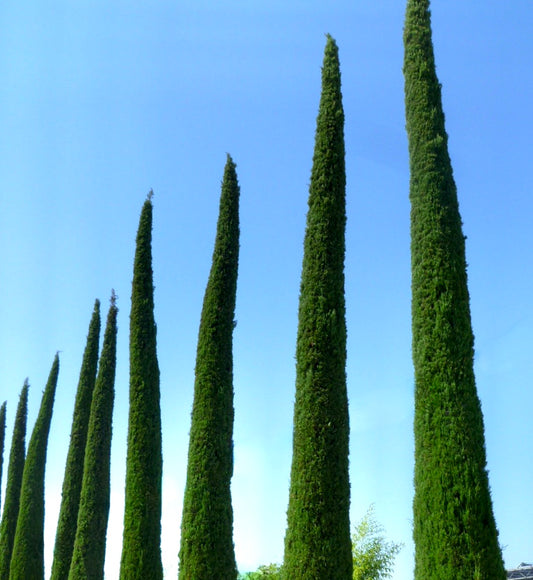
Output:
(0, 1), (532, 577)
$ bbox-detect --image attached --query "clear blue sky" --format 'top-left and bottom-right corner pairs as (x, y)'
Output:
(0, 1), (532, 577)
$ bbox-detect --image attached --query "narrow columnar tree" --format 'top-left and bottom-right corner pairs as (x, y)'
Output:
(51, 300), (101, 580)
(9, 354), (59, 580)
(403, 1), (505, 577)
(0, 401), (6, 513)
(69, 292), (118, 580)
(0, 382), (28, 580)
(283, 35), (352, 579)
(120, 193), (163, 580)
(179, 155), (240, 579)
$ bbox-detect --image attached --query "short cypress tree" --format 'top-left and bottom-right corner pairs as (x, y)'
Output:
(283, 35), (352, 579)
(51, 300), (101, 580)
(403, 1), (506, 577)
(178, 155), (240, 580)
(0, 401), (6, 513)
(120, 193), (163, 580)
(0, 382), (28, 580)
(9, 354), (59, 580)
(68, 292), (118, 580)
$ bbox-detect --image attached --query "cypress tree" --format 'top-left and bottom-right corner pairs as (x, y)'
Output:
(68, 292), (118, 580)
(0, 382), (28, 580)
(178, 155), (240, 580)
(9, 354), (59, 580)
(283, 35), (352, 579)
(0, 401), (6, 514)
(120, 193), (163, 580)
(51, 300), (101, 580)
(403, 1), (506, 577)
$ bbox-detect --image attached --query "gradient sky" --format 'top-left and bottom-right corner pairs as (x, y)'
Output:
(1, 1), (532, 577)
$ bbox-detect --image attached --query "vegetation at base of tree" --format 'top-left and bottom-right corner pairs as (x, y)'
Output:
(120, 193), (163, 580)
(0, 401), (6, 513)
(9, 354), (59, 580)
(51, 300), (101, 580)
(403, 0), (505, 577)
(68, 292), (118, 580)
(283, 34), (352, 580)
(178, 155), (240, 580)
(242, 508), (400, 580)
(352, 506), (402, 580)
(239, 563), (282, 579)
(0, 382), (28, 580)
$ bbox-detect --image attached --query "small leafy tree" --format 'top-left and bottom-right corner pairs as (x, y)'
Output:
(238, 564), (282, 579)
(352, 506), (402, 580)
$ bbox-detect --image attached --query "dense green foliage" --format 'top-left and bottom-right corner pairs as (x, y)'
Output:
(404, 1), (505, 578)
(51, 300), (101, 580)
(0, 401), (6, 514)
(179, 155), (240, 579)
(9, 354), (59, 580)
(352, 506), (402, 580)
(0, 382), (28, 580)
(283, 35), (352, 579)
(120, 194), (163, 580)
(68, 292), (118, 580)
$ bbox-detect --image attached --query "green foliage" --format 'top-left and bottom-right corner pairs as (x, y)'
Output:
(352, 506), (402, 580)
(9, 354), (59, 580)
(51, 300), (101, 580)
(242, 509), (400, 580)
(239, 563), (283, 579)
(120, 194), (163, 580)
(283, 35), (352, 580)
(0, 382), (28, 580)
(69, 292), (118, 580)
(179, 155), (240, 580)
(403, 0), (505, 578)
(0, 401), (6, 513)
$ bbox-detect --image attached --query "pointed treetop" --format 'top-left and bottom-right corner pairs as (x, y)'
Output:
(325, 33), (336, 45)
(111, 289), (118, 308)
(323, 34), (339, 62)
(223, 153), (237, 175)
(147, 189), (154, 202)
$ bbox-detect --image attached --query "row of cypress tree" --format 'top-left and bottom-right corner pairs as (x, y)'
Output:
(0, 1), (507, 577)
(0, 293), (118, 580)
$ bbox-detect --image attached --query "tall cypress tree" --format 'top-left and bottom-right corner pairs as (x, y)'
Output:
(0, 382), (28, 580)
(51, 300), (101, 580)
(404, 1), (505, 577)
(120, 193), (163, 580)
(68, 292), (118, 580)
(283, 35), (352, 579)
(178, 155), (240, 580)
(0, 401), (6, 514)
(9, 354), (59, 580)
